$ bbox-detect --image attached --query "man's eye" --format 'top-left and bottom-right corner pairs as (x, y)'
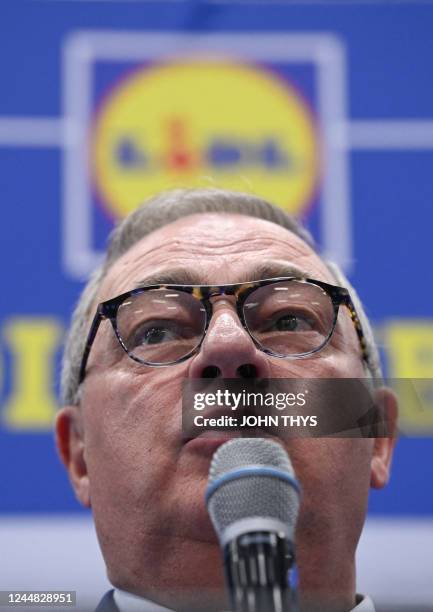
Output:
(267, 313), (315, 332)
(141, 326), (175, 345)
(129, 323), (179, 347)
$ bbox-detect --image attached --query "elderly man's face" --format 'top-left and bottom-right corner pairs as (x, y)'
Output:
(57, 213), (396, 609)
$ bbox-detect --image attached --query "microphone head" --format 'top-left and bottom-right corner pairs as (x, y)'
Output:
(206, 438), (301, 546)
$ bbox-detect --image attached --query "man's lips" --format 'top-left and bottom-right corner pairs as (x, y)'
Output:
(183, 429), (275, 456)
(182, 405), (281, 457)
(182, 431), (245, 456)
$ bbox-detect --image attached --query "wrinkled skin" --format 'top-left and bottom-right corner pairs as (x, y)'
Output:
(56, 213), (397, 611)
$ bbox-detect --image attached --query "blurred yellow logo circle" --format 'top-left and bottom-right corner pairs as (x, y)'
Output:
(92, 60), (319, 218)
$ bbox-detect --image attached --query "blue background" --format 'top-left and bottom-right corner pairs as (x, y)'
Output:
(1, 1), (432, 518)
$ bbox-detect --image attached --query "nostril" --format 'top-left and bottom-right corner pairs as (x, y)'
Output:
(202, 365), (221, 379)
(237, 363), (258, 379)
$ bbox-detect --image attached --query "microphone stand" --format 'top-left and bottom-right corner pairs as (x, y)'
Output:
(224, 531), (297, 612)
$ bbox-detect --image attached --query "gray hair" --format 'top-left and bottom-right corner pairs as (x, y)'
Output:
(61, 188), (382, 405)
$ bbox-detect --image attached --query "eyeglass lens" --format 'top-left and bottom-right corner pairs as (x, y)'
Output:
(115, 280), (336, 365)
(116, 288), (207, 364)
(243, 280), (335, 357)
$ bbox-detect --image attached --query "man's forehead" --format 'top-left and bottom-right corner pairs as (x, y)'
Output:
(101, 212), (334, 298)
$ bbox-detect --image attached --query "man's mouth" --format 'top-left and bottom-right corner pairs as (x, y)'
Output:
(182, 406), (281, 456)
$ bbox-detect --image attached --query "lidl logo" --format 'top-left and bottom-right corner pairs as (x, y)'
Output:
(92, 59), (319, 219)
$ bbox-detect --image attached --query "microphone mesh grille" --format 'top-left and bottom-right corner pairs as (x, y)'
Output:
(207, 439), (300, 541)
(209, 438), (295, 481)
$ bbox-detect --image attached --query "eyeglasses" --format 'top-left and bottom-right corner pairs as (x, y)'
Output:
(79, 277), (369, 384)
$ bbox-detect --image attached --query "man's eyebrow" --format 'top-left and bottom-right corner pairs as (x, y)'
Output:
(134, 268), (203, 287)
(241, 262), (308, 282)
(134, 262), (308, 288)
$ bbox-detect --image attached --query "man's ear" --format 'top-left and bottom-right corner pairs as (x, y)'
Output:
(370, 387), (399, 489)
(55, 406), (91, 507)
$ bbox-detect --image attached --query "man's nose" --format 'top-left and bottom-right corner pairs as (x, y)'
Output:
(187, 302), (271, 379)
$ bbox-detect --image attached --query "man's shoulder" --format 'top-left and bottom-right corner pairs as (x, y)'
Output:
(95, 590), (119, 612)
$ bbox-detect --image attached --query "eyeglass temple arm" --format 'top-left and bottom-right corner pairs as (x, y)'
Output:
(340, 292), (370, 365)
(78, 309), (104, 385)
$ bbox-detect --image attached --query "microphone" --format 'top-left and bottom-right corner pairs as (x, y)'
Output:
(206, 438), (301, 612)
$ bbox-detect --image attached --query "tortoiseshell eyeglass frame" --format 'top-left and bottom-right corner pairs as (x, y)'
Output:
(78, 277), (370, 385)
